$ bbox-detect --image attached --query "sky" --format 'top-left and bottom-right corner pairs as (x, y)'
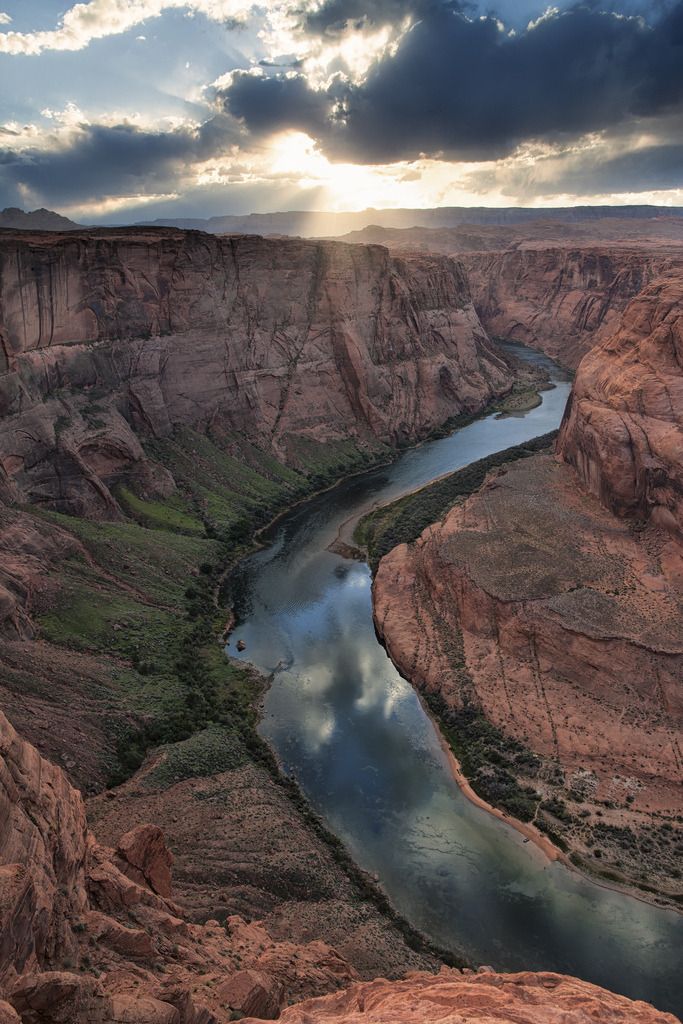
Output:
(0, 0), (682, 223)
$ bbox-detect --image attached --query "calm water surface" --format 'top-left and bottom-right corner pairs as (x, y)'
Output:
(226, 345), (682, 1016)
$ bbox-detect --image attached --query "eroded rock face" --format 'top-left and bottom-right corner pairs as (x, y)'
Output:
(0, 709), (89, 984)
(0, 709), (360, 1022)
(116, 825), (174, 898)
(460, 246), (683, 368)
(557, 273), (683, 538)
(0, 508), (83, 638)
(255, 968), (680, 1024)
(2, 710), (680, 1022)
(0, 229), (512, 517)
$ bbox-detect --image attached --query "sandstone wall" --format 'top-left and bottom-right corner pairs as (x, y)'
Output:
(0, 709), (89, 983)
(460, 246), (683, 368)
(0, 229), (512, 516)
(557, 272), (683, 538)
(373, 456), (683, 810)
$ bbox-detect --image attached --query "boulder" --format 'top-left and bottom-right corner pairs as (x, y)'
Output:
(9, 972), (112, 1024)
(216, 969), (284, 1020)
(116, 825), (174, 898)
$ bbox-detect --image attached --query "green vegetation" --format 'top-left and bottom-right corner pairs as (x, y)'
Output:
(423, 691), (541, 822)
(142, 726), (246, 788)
(115, 486), (206, 535)
(138, 424), (390, 539)
(31, 420), (394, 789)
(355, 430), (559, 570)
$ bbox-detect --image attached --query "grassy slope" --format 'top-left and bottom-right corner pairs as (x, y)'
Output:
(7, 419), (474, 966)
(13, 424), (392, 789)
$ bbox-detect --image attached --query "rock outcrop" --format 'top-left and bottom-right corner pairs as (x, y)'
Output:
(0, 707), (89, 982)
(0, 229), (512, 517)
(0, 709), (359, 1022)
(0, 508), (83, 638)
(255, 968), (680, 1024)
(374, 454), (683, 809)
(557, 272), (683, 538)
(459, 245), (683, 368)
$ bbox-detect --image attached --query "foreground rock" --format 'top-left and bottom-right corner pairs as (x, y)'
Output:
(0, 228), (512, 517)
(86, 739), (440, 984)
(256, 968), (680, 1024)
(0, 708), (360, 1021)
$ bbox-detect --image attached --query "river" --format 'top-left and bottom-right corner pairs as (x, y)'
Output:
(225, 343), (682, 1017)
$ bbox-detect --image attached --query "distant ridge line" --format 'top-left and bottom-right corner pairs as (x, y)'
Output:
(0, 206), (83, 230)
(136, 205), (683, 238)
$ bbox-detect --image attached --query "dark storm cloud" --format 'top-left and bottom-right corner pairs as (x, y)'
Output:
(224, 73), (331, 138)
(546, 142), (683, 195)
(0, 116), (241, 206)
(297, 0), (437, 33)
(220, 1), (683, 163)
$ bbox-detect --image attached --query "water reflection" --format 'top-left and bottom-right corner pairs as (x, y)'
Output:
(225, 343), (681, 1016)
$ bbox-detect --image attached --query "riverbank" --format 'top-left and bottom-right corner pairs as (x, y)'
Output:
(416, 689), (683, 915)
(223, 377), (681, 922)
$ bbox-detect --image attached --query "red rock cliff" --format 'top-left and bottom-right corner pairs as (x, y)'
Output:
(557, 272), (683, 538)
(0, 229), (512, 516)
(0, 708), (361, 1022)
(460, 245), (682, 368)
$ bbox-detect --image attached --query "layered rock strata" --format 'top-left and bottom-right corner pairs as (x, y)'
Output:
(0, 229), (512, 517)
(374, 456), (683, 802)
(460, 246), (683, 368)
(373, 455), (683, 888)
(557, 272), (683, 538)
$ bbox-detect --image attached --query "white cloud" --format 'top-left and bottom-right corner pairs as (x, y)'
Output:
(40, 101), (89, 127)
(62, 191), (180, 219)
(0, 12), (11, 25)
(0, 0), (407, 95)
(0, 0), (260, 56)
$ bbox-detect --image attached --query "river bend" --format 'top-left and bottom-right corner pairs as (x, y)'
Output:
(225, 344), (682, 1016)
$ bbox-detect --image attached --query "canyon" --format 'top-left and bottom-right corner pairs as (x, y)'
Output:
(336, 219), (683, 369)
(460, 244), (683, 368)
(1, 220), (682, 1022)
